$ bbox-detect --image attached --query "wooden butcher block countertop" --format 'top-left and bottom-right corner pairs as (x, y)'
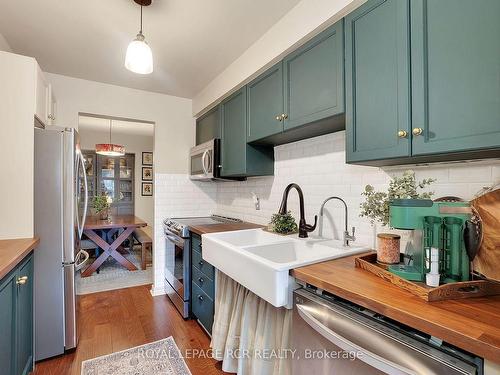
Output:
(189, 221), (263, 235)
(291, 252), (500, 363)
(0, 237), (39, 279)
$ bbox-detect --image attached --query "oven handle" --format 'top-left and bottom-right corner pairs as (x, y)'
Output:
(297, 304), (421, 375)
(165, 234), (185, 247)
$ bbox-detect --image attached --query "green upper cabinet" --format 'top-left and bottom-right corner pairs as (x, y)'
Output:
(220, 87), (274, 177)
(247, 62), (284, 142)
(196, 106), (220, 145)
(410, 0), (500, 156)
(283, 20), (345, 131)
(345, 0), (411, 163)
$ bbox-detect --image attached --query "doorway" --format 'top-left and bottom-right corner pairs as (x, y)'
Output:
(76, 113), (155, 294)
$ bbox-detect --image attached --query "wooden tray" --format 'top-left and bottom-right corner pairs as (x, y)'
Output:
(355, 252), (500, 302)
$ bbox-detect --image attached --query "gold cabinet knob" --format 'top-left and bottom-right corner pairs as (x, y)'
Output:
(275, 115), (282, 121)
(281, 114), (288, 120)
(16, 276), (28, 285)
(397, 130), (408, 138)
(412, 127), (424, 136)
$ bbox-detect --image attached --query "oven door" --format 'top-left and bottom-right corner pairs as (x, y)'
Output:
(190, 139), (215, 180)
(164, 229), (190, 301)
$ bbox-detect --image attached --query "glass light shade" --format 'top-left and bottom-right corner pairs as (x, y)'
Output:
(125, 34), (153, 74)
(95, 144), (126, 156)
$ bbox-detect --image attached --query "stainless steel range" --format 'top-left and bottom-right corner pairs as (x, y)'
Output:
(163, 215), (242, 318)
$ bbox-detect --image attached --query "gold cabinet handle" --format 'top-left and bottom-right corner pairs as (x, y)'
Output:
(281, 114), (288, 120)
(397, 130), (408, 138)
(275, 115), (282, 121)
(412, 127), (423, 136)
(17, 276), (28, 285)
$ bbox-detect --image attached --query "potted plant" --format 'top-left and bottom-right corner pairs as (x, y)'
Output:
(92, 194), (111, 220)
(268, 211), (299, 235)
(359, 170), (435, 263)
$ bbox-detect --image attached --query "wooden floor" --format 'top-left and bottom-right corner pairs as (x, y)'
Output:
(33, 285), (228, 375)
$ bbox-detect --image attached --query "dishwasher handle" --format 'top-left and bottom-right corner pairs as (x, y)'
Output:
(297, 304), (415, 375)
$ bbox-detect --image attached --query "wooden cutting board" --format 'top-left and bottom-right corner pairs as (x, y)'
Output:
(472, 188), (500, 282)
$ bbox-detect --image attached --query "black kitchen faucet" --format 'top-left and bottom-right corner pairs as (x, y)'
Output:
(278, 183), (317, 238)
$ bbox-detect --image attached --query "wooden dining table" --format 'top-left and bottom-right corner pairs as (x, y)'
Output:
(81, 215), (147, 277)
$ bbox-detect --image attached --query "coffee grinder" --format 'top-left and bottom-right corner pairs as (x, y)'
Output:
(388, 199), (471, 284)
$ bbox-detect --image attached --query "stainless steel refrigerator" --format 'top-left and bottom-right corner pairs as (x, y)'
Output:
(34, 126), (88, 361)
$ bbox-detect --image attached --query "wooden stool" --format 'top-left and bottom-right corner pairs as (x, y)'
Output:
(132, 228), (152, 270)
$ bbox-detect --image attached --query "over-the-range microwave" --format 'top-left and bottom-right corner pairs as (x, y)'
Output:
(190, 139), (246, 181)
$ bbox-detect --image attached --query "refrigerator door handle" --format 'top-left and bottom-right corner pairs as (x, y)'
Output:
(78, 152), (88, 239)
(74, 249), (89, 271)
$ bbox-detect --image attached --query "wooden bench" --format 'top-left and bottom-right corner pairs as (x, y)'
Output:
(132, 228), (152, 270)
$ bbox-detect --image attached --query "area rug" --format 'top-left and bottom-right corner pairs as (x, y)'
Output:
(76, 245), (153, 295)
(81, 337), (192, 375)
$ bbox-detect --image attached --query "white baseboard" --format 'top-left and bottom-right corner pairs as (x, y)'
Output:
(150, 284), (166, 296)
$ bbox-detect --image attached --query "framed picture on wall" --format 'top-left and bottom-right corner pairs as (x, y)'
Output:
(142, 167), (153, 181)
(142, 152), (153, 166)
(141, 182), (153, 196)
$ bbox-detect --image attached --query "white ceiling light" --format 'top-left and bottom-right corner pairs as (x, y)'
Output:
(125, 0), (153, 75)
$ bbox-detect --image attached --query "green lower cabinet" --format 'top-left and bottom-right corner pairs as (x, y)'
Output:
(284, 19), (345, 131)
(0, 268), (17, 375)
(190, 234), (215, 335)
(220, 87), (274, 178)
(410, 0), (500, 155)
(0, 253), (34, 375)
(345, 0), (411, 163)
(247, 62), (284, 142)
(16, 255), (34, 375)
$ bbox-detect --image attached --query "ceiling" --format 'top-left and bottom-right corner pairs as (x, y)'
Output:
(0, 0), (300, 98)
(79, 116), (154, 137)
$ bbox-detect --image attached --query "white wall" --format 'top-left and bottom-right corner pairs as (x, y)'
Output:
(79, 128), (154, 226)
(45, 73), (194, 175)
(192, 0), (365, 115)
(0, 52), (36, 239)
(0, 33), (12, 52)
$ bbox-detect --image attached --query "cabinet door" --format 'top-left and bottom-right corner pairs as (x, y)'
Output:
(220, 87), (247, 176)
(0, 272), (16, 375)
(16, 255), (34, 375)
(411, 0), (500, 155)
(196, 106), (220, 145)
(345, 0), (411, 163)
(35, 66), (49, 124)
(247, 62), (284, 142)
(47, 84), (57, 125)
(283, 20), (344, 131)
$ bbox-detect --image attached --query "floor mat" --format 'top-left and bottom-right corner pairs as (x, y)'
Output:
(76, 246), (153, 295)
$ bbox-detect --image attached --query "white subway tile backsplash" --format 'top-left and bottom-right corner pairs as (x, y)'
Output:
(448, 165), (492, 183)
(152, 132), (499, 294)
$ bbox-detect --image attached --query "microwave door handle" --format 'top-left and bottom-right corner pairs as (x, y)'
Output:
(296, 304), (416, 375)
(201, 150), (209, 175)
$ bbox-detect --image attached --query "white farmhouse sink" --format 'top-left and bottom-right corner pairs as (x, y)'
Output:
(202, 229), (369, 308)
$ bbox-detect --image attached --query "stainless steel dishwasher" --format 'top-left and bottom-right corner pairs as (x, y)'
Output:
(292, 287), (482, 375)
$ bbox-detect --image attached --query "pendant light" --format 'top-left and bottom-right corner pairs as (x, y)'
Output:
(96, 120), (126, 156)
(125, 0), (153, 74)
